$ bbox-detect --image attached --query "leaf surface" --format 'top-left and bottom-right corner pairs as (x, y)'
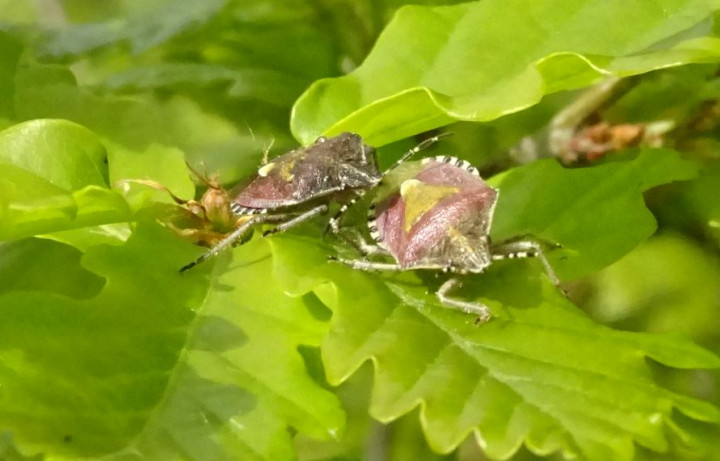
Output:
(292, 0), (720, 145)
(265, 147), (716, 460)
(489, 149), (698, 280)
(0, 119), (130, 240)
(270, 234), (720, 461)
(0, 223), (343, 460)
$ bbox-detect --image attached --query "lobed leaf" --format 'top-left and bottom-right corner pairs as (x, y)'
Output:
(270, 235), (720, 461)
(265, 146), (714, 460)
(0, 222), (343, 460)
(292, 0), (720, 145)
(489, 148), (699, 280)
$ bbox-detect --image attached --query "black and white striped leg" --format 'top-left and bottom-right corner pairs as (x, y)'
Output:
(330, 257), (404, 272)
(490, 239), (560, 286)
(325, 189), (367, 236)
(262, 204), (328, 237)
(180, 214), (286, 273)
(436, 278), (491, 323)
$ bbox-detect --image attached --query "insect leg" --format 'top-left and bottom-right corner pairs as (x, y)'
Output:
(262, 204), (328, 236)
(335, 227), (389, 256)
(329, 257), (404, 271)
(436, 278), (492, 323)
(326, 189), (367, 235)
(180, 214), (285, 272)
(490, 239), (560, 286)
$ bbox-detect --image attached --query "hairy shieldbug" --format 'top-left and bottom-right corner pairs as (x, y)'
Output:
(180, 132), (443, 272)
(333, 156), (560, 323)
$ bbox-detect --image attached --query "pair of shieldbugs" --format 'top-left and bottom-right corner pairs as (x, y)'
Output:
(167, 132), (560, 323)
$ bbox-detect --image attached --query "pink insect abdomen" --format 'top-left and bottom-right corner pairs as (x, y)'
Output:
(233, 175), (296, 209)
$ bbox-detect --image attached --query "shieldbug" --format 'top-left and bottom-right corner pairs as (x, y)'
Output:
(180, 132), (443, 272)
(333, 156), (560, 323)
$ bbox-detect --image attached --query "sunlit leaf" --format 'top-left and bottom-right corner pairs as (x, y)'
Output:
(0, 120), (130, 240)
(265, 146), (714, 460)
(270, 235), (720, 461)
(292, 0), (720, 145)
(0, 223), (343, 460)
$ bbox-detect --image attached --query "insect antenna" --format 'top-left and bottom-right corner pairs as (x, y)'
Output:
(115, 179), (188, 205)
(261, 138), (275, 165)
(325, 189), (366, 236)
(185, 161), (221, 190)
(382, 132), (453, 174)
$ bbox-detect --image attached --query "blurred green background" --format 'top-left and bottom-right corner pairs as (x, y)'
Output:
(1, 1), (720, 459)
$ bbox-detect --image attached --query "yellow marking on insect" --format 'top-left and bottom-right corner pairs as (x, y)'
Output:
(278, 155), (302, 182)
(258, 163), (275, 177)
(400, 179), (459, 233)
(259, 158), (296, 182)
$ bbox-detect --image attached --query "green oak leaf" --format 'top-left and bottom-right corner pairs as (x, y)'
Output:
(0, 222), (343, 460)
(0, 237), (104, 299)
(265, 146), (712, 460)
(0, 119), (130, 240)
(489, 148), (699, 280)
(12, 62), (266, 185)
(292, 0), (720, 145)
(269, 234), (720, 461)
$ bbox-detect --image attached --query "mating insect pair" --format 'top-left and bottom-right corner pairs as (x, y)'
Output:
(170, 133), (561, 323)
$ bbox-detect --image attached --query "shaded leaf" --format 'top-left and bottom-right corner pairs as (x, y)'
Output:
(104, 64), (307, 107)
(0, 31), (22, 118)
(0, 238), (104, 299)
(490, 148), (698, 280)
(292, 0), (720, 145)
(37, 0), (227, 57)
(0, 222), (343, 459)
(13, 63), (266, 184)
(586, 233), (720, 340)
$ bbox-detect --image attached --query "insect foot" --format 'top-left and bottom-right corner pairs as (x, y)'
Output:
(331, 155), (562, 323)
